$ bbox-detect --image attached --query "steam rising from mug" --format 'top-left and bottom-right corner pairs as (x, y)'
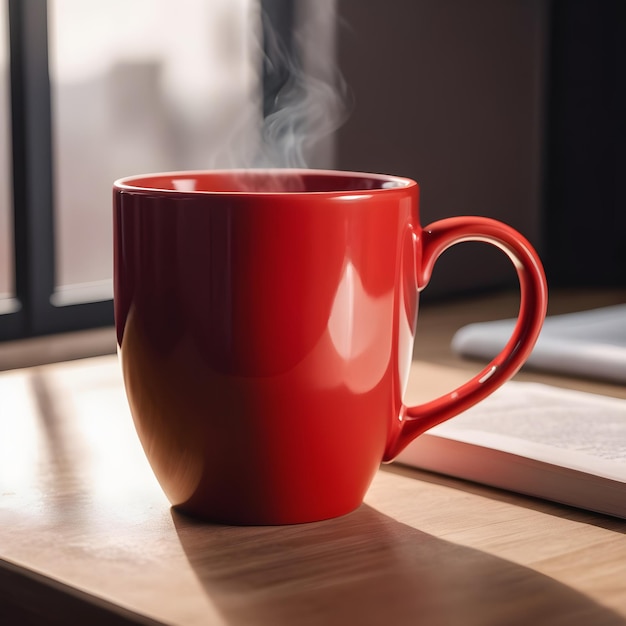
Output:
(217, 1), (352, 180)
(256, 4), (352, 169)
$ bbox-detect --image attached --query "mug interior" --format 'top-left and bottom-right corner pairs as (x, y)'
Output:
(114, 169), (414, 194)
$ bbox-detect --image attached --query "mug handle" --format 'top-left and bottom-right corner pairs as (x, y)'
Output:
(383, 216), (548, 461)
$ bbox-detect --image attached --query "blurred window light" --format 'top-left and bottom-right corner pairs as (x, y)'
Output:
(48, 0), (260, 299)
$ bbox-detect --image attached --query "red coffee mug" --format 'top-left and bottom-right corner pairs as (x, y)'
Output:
(113, 169), (547, 524)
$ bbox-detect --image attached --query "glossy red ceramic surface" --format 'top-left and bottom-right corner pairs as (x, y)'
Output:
(113, 169), (547, 524)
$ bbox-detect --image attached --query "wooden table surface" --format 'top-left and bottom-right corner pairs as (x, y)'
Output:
(1, 290), (625, 625)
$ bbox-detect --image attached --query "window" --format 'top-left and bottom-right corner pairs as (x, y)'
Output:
(1, 0), (260, 340)
(48, 0), (258, 304)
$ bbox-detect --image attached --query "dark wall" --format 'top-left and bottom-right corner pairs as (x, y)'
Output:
(544, 0), (626, 287)
(335, 0), (548, 298)
(335, 0), (625, 297)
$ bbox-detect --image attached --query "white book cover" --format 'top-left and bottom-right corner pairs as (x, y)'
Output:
(451, 304), (626, 384)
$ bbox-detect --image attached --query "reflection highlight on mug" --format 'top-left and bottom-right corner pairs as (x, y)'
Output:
(326, 261), (394, 394)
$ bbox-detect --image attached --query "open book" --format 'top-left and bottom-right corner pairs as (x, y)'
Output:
(396, 380), (626, 519)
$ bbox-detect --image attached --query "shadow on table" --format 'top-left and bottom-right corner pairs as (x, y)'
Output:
(172, 504), (624, 626)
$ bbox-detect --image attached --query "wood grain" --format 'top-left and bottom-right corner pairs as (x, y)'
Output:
(1, 291), (625, 625)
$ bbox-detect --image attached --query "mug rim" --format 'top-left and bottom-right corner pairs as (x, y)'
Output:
(113, 168), (417, 197)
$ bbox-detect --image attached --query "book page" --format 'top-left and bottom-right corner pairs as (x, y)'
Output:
(428, 382), (626, 482)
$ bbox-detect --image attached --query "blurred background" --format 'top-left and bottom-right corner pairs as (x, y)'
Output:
(0, 0), (624, 341)
(1, 0), (259, 306)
